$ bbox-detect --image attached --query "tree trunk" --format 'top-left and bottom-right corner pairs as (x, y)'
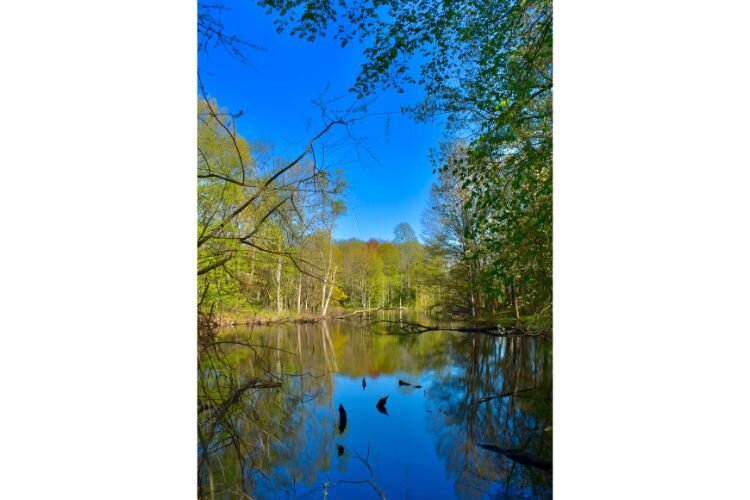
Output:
(320, 261), (328, 313)
(297, 273), (302, 314)
(249, 246), (256, 283)
(322, 266), (337, 317)
(276, 255), (283, 316)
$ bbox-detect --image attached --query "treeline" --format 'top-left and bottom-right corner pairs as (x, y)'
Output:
(198, 96), (543, 321)
(323, 223), (445, 313)
(197, 94), (347, 320)
(197, 96), (440, 320)
(200, 0), (552, 322)
(203, 225), (439, 317)
(253, 0), (553, 320)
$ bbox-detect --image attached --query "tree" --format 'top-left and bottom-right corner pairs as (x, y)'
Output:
(393, 222), (417, 244)
(197, 93), (348, 319)
(258, 0), (553, 317)
(423, 159), (483, 317)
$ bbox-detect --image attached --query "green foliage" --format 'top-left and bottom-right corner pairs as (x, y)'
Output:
(325, 228), (445, 311)
(257, 0), (553, 316)
(197, 95), (350, 318)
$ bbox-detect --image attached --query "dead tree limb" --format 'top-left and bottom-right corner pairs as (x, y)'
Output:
(477, 444), (552, 474)
(477, 387), (536, 404)
(197, 115), (344, 248)
(200, 377), (282, 420)
(362, 319), (550, 338)
(333, 306), (404, 319)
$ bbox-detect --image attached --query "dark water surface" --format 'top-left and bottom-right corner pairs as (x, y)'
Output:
(198, 314), (552, 499)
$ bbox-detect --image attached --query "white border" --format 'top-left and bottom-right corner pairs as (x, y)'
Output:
(555, 1), (750, 498)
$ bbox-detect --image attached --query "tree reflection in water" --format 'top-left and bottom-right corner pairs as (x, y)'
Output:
(427, 335), (552, 499)
(198, 314), (551, 499)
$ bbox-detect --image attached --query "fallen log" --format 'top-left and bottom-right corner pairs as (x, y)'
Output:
(366, 319), (550, 338)
(200, 377), (282, 421)
(478, 444), (552, 473)
(477, 387), (536, 404)
(334, 306), (405, 319)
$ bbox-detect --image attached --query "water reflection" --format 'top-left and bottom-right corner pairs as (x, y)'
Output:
(198, 314), (552, 499)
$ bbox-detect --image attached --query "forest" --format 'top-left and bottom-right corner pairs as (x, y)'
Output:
(198, 92), (549, 326)
(198, 0), (551, 326)
(197, 0), (551, 330)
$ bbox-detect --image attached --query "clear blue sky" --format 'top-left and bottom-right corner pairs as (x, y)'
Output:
(198, 1), (443, 242)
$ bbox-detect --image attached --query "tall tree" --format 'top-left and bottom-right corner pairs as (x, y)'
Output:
(423, 159), (482, 317)
(197, 94), (347, 318)
(258, 0), (553, 316)
(393, 222), (417, 244)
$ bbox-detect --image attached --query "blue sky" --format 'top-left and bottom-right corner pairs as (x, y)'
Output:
(198, 1), (444, 242)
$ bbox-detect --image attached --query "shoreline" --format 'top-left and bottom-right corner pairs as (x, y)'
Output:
(199, 306), (413, 329)
(197, 306), (551, 336)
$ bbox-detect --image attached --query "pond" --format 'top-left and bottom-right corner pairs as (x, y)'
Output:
(198, 313), (552, 499)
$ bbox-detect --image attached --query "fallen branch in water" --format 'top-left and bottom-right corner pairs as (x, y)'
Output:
(199, 377), (282, 418)
(477, 387), (537, 404)
(209, 339), (297, 356)
(477, 444), (552, 473)
(333, 306), (405, 319)
(362, 319), (550, 338)
(297, 479), (374, 499)
(352, 444), (387, 500)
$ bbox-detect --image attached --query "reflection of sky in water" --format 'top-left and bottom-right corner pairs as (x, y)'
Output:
(260, 372), (457, 499)
(203, 319), (552, 499)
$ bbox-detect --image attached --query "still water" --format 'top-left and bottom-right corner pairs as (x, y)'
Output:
(198, 314), (552, 499)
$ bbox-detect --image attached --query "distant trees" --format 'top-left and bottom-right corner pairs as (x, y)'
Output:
(200, 204), (447, 318)
(393, 222), (417, 244)
(198, 98), (453, 320)
(332, 226), (442, 311)
(197, 98), (547, 321)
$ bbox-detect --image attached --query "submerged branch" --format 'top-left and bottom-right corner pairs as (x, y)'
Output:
(361, 319), (550, 338)
(477, 387), (537, 404)
(333, 306), (405, 319)
(477, 444), (552, 474)
(200, 377), (282, 423)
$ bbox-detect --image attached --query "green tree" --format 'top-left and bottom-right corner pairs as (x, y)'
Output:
(258, 0), (553, 317)
(197, 94), (348, 319)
